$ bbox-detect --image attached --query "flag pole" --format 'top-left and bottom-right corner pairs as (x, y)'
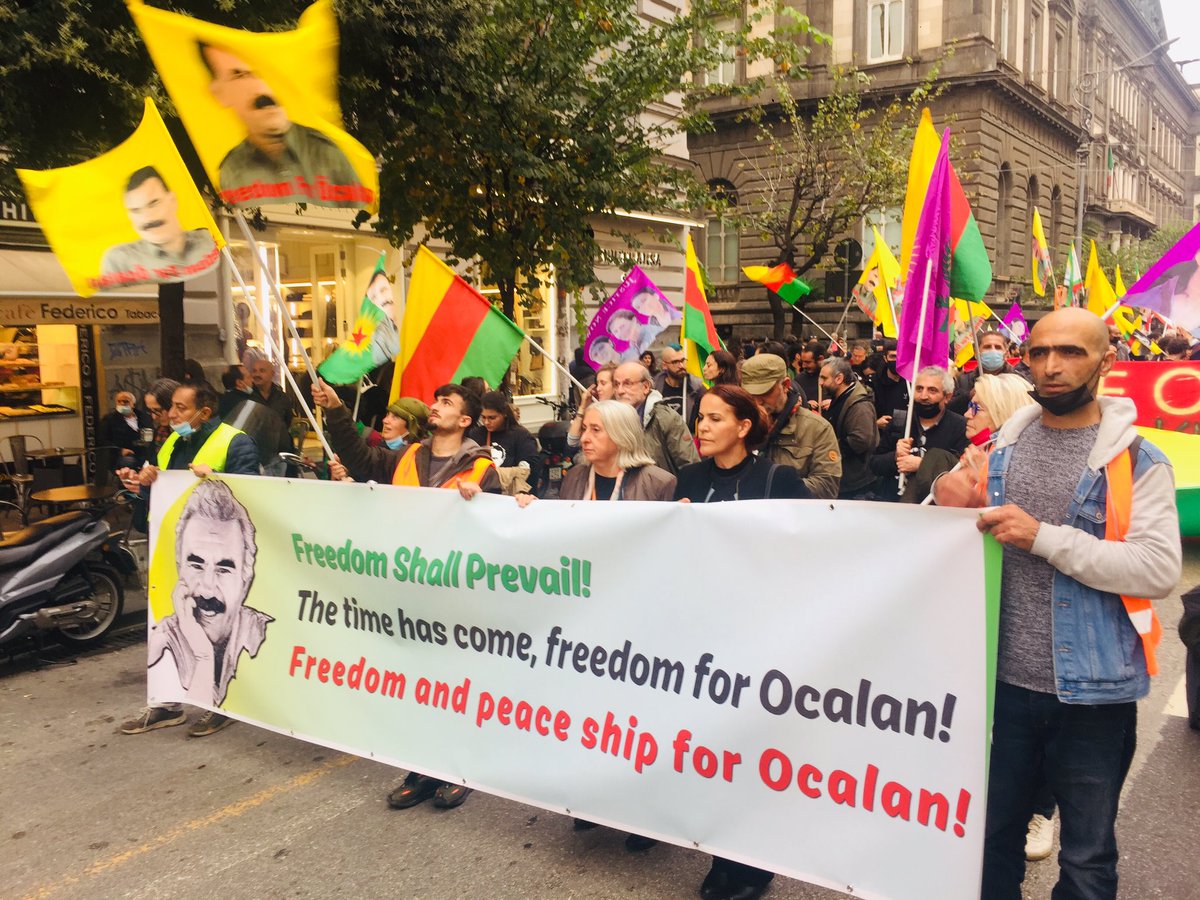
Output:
(898, 258), (934, 496)
(233, 210), (323, 391)
(989, 312), (1022, 344)
(523, 332), (589, 397)
(790, 303), (838, 345)
(883, 283), (900, 339)
(222, 246), (335, 460)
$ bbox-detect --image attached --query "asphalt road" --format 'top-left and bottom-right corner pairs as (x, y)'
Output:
(2, 547), (1198, 900)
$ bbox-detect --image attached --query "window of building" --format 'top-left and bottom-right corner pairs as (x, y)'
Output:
(706, 180), (739, 284)
(705, 19), (738, 87)
(999, 0), (1010, 60)
(867, 0), (904, 63)
(1027, 11), (1041, 84)
(862, 207), (902, 257)
(997, 164), (1013, 276)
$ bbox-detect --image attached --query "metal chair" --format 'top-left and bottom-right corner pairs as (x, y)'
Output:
(0, 435), (44, 526)
(30, 445), (121, 515)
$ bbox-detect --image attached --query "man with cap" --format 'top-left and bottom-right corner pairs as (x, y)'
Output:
(740, 354), (842, 499)
(310, 383), (432, 482)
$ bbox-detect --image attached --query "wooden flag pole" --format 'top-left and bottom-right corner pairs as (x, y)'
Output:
(222, 246), (335, 460)
(898, 258), (934, 495)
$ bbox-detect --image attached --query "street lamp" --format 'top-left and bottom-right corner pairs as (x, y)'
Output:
(1072, 36), (1177, 254)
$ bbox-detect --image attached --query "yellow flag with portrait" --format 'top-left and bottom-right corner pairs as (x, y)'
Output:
(126, 0), (378, 212)
(16, 98), (224, 298)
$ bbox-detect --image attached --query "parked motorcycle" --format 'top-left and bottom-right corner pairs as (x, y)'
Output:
(0, 507), (137, 650)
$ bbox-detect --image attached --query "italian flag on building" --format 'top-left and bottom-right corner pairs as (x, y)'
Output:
(683, 235), (723, 380)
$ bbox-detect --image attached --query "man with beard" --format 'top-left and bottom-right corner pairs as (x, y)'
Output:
(146, 479), (270, 709)
(119, 382), (260, 738)
(200, 42), (364, 207)
(740, 354), (841, 499)
(934, 308), (1181, 899)
(99, 167), (218, 284)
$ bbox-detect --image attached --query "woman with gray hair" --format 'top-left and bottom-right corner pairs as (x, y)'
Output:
(519, 400), (675, 503)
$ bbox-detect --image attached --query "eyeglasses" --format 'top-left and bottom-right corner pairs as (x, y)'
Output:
(613, 379), (645, 390)
(967, 401), (985, 416)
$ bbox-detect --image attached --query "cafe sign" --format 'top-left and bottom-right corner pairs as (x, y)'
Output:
(0, 298), (160, 325)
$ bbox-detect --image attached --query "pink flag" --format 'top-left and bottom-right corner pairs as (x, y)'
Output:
(1002, 300), (1029, 344)
(896, 130), (953, 382)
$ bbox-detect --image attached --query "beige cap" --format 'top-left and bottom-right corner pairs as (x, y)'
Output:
(740, 354), (788, 395)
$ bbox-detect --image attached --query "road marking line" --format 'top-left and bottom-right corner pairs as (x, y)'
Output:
(1164, 675), (1190, 719)
(23, 754), (356, 900)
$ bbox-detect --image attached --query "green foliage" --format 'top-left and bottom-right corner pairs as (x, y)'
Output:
(372, 0), (814, 317)
(728, 64), (945, 337)
(0, 0), (472, 198)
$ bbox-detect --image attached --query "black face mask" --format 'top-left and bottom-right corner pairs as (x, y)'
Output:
(1030, 360), (1105, 417)
(913, 400), (941, 419)
(886, 361), (898, 376)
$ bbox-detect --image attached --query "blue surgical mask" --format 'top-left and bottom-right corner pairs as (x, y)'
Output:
(172, 414), (201, 439)
(979, 349), (1006, 371)
(116, 405), (133, 416)
(384, 435), (407, 450)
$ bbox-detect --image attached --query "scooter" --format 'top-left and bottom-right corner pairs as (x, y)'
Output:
(0, 507), (137, 651)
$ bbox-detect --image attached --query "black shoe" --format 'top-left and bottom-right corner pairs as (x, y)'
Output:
(699, 866), (731, 900)
(432, 782), (472, 809)
(386, 773), (439, 809)
(573, 818), (599, 831)
(624, 833), (658, 852)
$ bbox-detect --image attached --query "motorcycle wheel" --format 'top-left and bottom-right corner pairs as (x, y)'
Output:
(57, 564), (125, 648)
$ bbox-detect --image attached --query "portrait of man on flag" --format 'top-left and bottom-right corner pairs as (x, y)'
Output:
(127, 0), (378, 212)
(16, 98), (224, 298)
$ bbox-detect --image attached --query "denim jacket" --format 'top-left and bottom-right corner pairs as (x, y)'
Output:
(986, 399), (1181, 704)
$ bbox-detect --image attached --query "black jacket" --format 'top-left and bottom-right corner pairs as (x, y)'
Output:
(467, 422), (541, 485)
(99, 408), (153, 463)
(871, 409), (969, 498)
(674, 453), (810, 503)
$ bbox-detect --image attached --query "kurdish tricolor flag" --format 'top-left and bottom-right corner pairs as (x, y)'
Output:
(900, 110), (992, 303)
(319, 256), (389, 384)
(390, 246), (524, 404)
(683, 236), (722, 380)
(742, 262), (812, 305)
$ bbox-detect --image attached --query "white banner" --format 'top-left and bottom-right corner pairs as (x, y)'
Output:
(147, 472), (998, 900)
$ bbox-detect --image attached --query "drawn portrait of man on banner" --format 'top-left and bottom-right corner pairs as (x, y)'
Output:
(148, 479), (272, 707)
(98, 166), (218, 285)
(199, 41), (364, 207)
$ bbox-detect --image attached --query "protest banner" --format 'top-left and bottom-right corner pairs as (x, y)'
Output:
(127, 0), (378, 212)
(584, 266), (681, 369)
(148, 472), (998, 899)
(1100, 361), (1200, 434)
(16, 99), (224, 298)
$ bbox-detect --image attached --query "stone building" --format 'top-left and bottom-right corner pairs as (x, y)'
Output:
(689, 0), (1200, 339)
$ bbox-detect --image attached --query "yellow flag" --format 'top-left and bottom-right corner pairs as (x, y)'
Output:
(16, 98), (224, 298)
(949, 298), (996, 368)
(1114, 265), (1127, 298)
(1031, 208), (1051, 297)
(853, 226), (900, 337)
(1084, 240), (1117, 317)
(127, 0), (378, 212)
(899, 108), (942, 276)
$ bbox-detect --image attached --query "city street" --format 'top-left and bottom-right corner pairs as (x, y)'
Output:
(2, 546), (1198, 900)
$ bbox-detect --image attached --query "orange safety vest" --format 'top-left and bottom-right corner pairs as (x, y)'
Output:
(391, 442), (495, 490)
(976, 444), (1162, 676)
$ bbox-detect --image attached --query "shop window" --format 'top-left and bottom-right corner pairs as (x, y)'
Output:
(479, 271), (556, 398)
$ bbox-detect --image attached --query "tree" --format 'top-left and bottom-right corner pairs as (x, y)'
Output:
(371, 0), (812, 320)
(730, 67), (943, 339)
(0, 0), (471, 375)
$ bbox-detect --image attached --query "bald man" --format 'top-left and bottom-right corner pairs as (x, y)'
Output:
(936, 308), (1181, 899)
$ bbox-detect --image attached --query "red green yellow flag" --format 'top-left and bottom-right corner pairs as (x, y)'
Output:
(390, 246), (524, 403)
(683, 235), (722, 379)
(742, 262), (812, 305)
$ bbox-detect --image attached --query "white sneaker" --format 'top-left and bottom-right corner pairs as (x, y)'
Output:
(1025, 812), (1055, 861)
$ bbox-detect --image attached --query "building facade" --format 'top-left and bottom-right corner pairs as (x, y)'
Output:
(689, 0), (1200, 338)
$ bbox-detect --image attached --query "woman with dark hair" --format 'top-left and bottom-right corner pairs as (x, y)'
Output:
(469, 390), (539, 493)
(674, 384), (810, 900)
(675, 384), (810, 505)
(701, 349), (739, 386)
(639, 349), (658, 375)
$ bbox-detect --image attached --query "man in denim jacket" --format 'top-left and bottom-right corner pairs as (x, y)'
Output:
(935, 308), (1181, 900)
